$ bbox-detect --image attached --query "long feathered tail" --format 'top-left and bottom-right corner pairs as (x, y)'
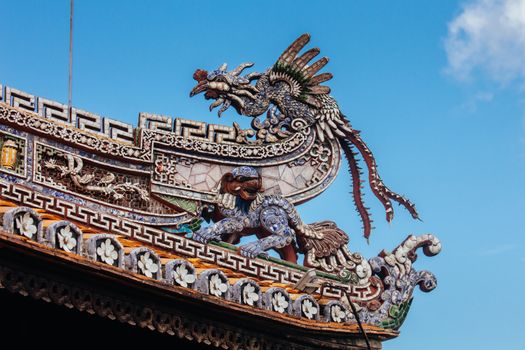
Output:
(272, 34), (419, 240)
(339, 120), (419, 240)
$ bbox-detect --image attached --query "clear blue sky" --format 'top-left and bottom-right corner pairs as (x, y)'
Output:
(1, 1), (524, 349)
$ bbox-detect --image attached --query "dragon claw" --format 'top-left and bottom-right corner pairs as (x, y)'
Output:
(239, 242), (267, 259)
(193, 227), (222, 244)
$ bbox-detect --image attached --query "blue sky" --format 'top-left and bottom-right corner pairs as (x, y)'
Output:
(1, 1), (524, 348)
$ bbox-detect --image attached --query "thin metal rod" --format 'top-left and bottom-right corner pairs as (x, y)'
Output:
(319, 282), (372, 350)
(68, 0), (74, 120)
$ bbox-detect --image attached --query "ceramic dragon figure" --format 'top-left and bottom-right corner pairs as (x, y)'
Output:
(191, 34), (419, 269)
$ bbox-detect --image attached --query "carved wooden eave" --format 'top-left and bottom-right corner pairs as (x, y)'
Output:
(0, 191), (439, 349)
(0, 222), (395, 349)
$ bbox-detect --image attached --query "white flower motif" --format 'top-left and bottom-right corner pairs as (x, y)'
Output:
(209, 274), (228, 297)
(15, 212), (37, 239)
(137, 252), (159, 278)
(96, 239), (119, 265)
(242, 284), (259, 306)
(173, 264), (196, 287)
(330, 304), (347, 323)
(271, 292), (289, 313)
(301, 299), (318, 319)
(57, 225), (77, 252)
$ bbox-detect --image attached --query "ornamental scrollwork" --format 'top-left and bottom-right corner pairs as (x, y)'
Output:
(44, 153), (149, 203)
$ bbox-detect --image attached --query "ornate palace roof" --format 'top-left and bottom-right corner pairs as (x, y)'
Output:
(0, 34), (441, 350)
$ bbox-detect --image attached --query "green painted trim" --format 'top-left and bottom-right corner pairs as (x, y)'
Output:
(380, 298), (413, 330)
(159, 195), (199, 215)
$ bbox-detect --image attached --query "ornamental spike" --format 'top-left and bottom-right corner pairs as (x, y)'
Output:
(231, 62), (254, 76)
(277, 33), (311, 66)
(292, 48), (320, 71)
(302, 57), (329, 79)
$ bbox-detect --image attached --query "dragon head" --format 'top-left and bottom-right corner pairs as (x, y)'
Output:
(189, 35), (334, 122)
(219, 166), (262, 202)
(190, 63), (261, 117)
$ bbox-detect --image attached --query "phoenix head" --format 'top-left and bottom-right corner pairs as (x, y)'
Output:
(190, 63), (261, 117)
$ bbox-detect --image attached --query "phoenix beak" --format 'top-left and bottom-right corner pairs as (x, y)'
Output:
(190, 81), (207, 97)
